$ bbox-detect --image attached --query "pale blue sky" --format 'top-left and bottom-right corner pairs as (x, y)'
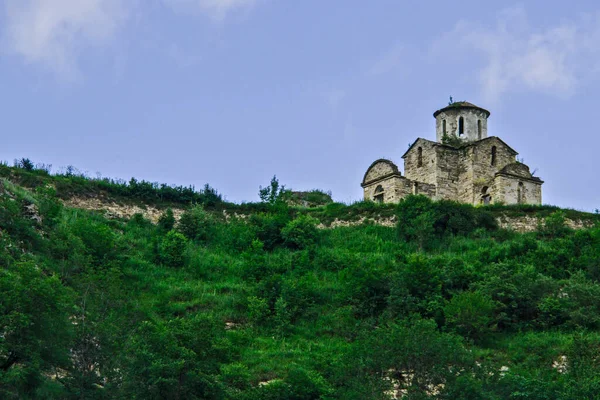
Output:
(0, 1), (598, 210)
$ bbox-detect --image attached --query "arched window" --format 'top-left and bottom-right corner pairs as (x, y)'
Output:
(477, 120), (482, 139)
(481, 186), (491, 205)
(374, 185), (384, 203)
(491, 146), (497, 166)
(458, 117), (464, 136)
(517, 182), (524, 204)
(417, 147), (423, 167)
(413, 182), (419, 195)
(442, 119), (447, 134)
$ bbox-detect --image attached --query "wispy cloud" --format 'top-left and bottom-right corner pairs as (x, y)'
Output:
(2, 0), (133, 81)
(1, 0), (260, 80)
(368, 42), (404, 76)
(434, 6), (600, 102)
(162, 0), (258, 21)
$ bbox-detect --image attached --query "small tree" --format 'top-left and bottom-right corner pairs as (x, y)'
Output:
(14, 158), (35, 171)
(178, 205), (214, 242)
(157, 208), (175, 232)
(259, 175), (289, 205)
(160, 230), (188, 267)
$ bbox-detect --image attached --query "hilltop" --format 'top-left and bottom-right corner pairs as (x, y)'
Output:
(1, 160), (600, 399)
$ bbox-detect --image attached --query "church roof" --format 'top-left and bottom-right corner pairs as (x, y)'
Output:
(433, 101), (491, 118)
(361, 159), (401, 186)
(401, 136), (518, 159)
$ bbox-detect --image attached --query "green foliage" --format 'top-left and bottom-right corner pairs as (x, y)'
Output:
(122, 315), (227, 399)
(281, 215), (320, 250)
(441, 133), (463, 147)
(259, 175), (289, 205)
(157, 208), (175, 232)
(159, 230), (188, 267)
(0, 261), (73, 398)
(1, 173), (599, 399)
(249, 211), (291, 251)
(396, 195), (497, 249)
(337, 318), (472, 398)
(178, 204), (215, 242)
(444, 291), (496, 341)
(540, 210), (571, 238)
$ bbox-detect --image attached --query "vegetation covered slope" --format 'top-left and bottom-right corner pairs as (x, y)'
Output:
(1, 167), (600, 399)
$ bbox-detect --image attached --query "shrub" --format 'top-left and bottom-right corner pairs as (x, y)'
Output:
(259, 175), (289, 205)
(444, 291), (496, 341)
(540, 211), (570, 238)
(247, 295), (270, 326)
(341, 263), (390, 318)
(157, 208), (175, 232)
(281, 215), (320, 250)
(397, 196), (497, 248)
(249, 211), (291, 251)
(159, 230), (188, 267)
(178, 204), (215, 242)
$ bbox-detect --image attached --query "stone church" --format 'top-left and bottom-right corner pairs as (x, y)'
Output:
(361, 101), (543, 205)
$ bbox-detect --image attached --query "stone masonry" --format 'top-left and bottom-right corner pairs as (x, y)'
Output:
(361, 102), (543, 205)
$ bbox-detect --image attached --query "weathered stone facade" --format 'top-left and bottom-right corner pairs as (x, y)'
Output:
(362, 102), (544, 205)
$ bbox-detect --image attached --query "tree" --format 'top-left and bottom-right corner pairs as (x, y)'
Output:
(0, 261), (73, 398)
(157, 208), (176, 232)
(122, 316), (227, 399)
(259, 175), (289, 205)
(337, 318), (472, 399)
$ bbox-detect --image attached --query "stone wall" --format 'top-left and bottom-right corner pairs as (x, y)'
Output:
(464, 137), (518, 205)
(435, 108), (488, 142)
(403, 139), (438, 185)
(435, 145), (460, 200)
(363, 176), (410, 203)
(493, 175), (542, 205)
(364, 175), (436, 203)
(414, 180), (436, 197)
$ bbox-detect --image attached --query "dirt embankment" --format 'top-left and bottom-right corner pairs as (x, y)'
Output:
(63, 196), (595, 233)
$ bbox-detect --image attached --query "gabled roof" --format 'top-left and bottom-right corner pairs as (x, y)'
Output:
(401, 138), (440, 159)
(361, 158), (401, 186)
(401, 136), (519, 159)
(433, 101), (491, 118)
(468, 136), (518, 155)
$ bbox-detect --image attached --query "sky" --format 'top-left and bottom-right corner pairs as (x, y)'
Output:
(0, 0), (599, 211)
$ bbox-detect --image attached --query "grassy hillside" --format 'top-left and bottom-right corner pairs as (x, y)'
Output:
(1, 163), (600, 399)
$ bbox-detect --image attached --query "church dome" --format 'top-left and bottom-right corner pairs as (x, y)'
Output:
(433, 101), (490, 118)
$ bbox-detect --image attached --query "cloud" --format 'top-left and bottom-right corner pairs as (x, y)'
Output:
(434, 6), (600, 102)
(1, 0), (259, 80)
(162, 0), (257, 21)
(2, 0), (133, 80)
(368, 42), (404, 76)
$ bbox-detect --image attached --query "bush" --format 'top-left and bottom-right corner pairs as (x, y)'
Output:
(281, 215), (320, 250)
(249, 211), (291, 251)
(540, 211), (570, 238)
(444, 291), (496, 341)
(178, 205), (215, 242)
(157, 208), (175, 232)
(397, 196), (497, 248)
(160, 230), (188, 267)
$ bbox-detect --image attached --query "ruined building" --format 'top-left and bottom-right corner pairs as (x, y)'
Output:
(361, 102), (543, 205)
